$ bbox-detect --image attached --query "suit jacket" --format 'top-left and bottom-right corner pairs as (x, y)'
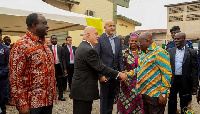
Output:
(70, 41), (119, 101)
(94, 33), (123, 79)
(62, 45), (76, 70)
(48, 44), (64, 72)
(167, 46), (198, 94)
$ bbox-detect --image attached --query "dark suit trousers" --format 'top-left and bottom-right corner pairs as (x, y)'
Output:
(55, 64), (63, 98)
(73, 99), (93, 114)
(142, 94), (165, 114)
(30, 105), (53, 114)
(168, 75), (192, 114)
(67, 64), (74, 90)
(100, 79), (117, 114)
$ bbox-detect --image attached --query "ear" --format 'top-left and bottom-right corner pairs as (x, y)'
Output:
(32, 22), (37, 28)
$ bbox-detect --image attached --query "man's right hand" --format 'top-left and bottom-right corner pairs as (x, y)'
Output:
(99, 76), (107, 82)
(118, 72), (128, 81)
(63, 70), (67, 76)
(19, 106), (30, 114)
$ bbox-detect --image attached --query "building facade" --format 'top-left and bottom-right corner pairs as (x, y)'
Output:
(44, 0), (140, 46)
(165, 1), (200, 41)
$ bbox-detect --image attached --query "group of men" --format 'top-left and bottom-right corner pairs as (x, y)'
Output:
(1, 12), (200, 114)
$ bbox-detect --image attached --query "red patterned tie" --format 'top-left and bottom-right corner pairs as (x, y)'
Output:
(69, 46), (73, 60)
(53, 45), (57, 64)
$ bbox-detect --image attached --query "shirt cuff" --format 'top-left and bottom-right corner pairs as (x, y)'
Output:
(116, 72), (120, 79)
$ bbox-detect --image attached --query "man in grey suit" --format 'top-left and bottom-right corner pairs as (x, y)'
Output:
(94, 20), (123, 114)
(167, 33), (198, 114)
(70, 26), (127, 114)
(49, 35), (66, 101)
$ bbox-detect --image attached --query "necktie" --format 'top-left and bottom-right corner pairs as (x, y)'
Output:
(69, 46), (73, 60)
(53, 45), (57, 64)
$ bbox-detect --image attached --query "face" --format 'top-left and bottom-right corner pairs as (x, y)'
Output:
(104, 21), (115, 36)
(138, 37), (149, 52)
(129, 37), (138, 49)
(35, 15), (49, 38)
(66, 37), (72, 46)
(174, 35), (184, 47)
(3, 37), (11, 46)
(88, 29), (99, 46)
(51, 36), (57, 45)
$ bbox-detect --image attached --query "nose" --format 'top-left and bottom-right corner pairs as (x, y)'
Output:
(47, 24), (49, 29)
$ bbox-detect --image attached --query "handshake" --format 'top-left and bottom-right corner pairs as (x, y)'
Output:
(99, 71), (128, 83)
(118, 71), (128, 81)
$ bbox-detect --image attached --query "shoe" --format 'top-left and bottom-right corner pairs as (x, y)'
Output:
(58, 97), (66, 101)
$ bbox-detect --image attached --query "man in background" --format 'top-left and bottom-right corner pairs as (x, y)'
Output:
(0, 28), (10, 114)
(63, 36), (76, 91)
(166, 26), (193, 50)
(49, 35), (66, 101)
(95, 20), (123, 114)
(167, 33), (198, 114)
(3, 36), (11, 48)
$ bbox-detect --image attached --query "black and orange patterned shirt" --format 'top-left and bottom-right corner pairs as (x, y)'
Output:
(9, 30), (57, 109)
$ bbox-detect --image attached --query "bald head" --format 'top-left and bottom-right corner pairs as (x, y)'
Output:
(138, 32), (153, 53)
(104, 20), (115, 37)
(83, 26), (99, 46)
(175, 32), (186, 39)
(139, 32), (152, 41)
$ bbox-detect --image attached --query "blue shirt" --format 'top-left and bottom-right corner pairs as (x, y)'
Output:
(67, 45), (74, 64)
(0, 43), (9, 77)
(175, 46), (185, 75)
(106, 33), (116, 54)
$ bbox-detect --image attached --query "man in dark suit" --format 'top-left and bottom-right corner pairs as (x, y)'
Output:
(167, 32), (198, 114)
(94, 20), (123, 114)
(70, 26), (127, 114)
(62, 36), (76, 91)
(49, 35), (66, 101)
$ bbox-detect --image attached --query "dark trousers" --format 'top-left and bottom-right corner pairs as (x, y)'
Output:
(67, 64), (74, 90)
(0, 79), (10, 114)
(55, 64), (63, 98)
(73, 99), (93, 114)
(100, 79), (117, 114)
(168, 75), (192, 114)
(142, 94), (165, 114)
(30, 105), (53, 114)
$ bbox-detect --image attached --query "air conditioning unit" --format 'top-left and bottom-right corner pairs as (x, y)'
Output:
(86, 10), (94, 17)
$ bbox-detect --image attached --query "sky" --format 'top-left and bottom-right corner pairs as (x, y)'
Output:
(117, 0), (195, 30)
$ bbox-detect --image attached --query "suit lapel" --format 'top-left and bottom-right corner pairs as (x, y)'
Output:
(183, 46), (189, 65)
(114, 38), (118, 57)
(171, 47), (176, 64)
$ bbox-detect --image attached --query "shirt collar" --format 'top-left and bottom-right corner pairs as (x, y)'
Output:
(26, 30), (44, 43)
(83, 40), (93, 48)
(106, 33), (116, 39)
(176, 46), (185, 51)
(146, 42), (157, 53)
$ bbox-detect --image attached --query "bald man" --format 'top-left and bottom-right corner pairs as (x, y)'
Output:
(167, 32), (198, 114)
(94, 20), (123, 114)
(70, 27), (127, 114)
(127, 32), (172, 114)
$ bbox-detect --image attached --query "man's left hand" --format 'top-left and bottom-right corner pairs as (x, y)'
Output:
(158, 94), (167, 105)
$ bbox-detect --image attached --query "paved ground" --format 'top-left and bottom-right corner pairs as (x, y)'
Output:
(6, 91), (200, 114)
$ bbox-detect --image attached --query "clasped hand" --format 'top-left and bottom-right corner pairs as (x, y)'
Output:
(118, 71), (128, 81)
